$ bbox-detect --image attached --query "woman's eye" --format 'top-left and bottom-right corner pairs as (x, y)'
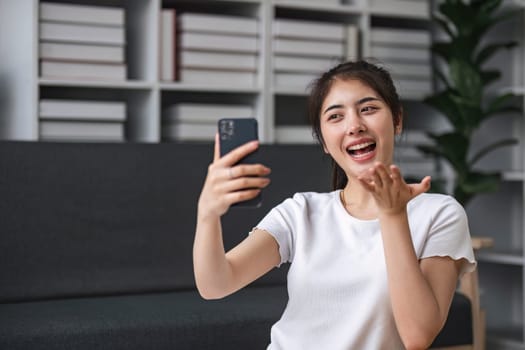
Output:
(361, 106), (378, 113)
(328, 114), (342, 121)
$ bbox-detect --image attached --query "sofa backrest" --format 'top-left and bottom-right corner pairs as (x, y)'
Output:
(0, 141), (331, 302)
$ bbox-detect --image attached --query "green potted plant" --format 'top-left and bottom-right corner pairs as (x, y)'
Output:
(419, 0), (519, 206)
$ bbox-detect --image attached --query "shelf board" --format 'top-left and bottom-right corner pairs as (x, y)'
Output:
(39, 79), (154, 90)
(273, 87), (309, 96)
(503, 171), (525, 182)
(398, 92), (426, 102)
(160, 82), (260, 94)
(509, 0), (525, 9)
(503, 86), (525, 95)
(273, 1), (364, 14)
(369, 8), (430, 20)
(216, 0), (262, 3)
(487, 325), (524, 347)
(477, 250), (524, 266)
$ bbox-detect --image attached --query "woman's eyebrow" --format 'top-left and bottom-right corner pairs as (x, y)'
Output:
(322, 97), (380, 115)
(322, 104), (344, 115)
(357, 96), (380, 105)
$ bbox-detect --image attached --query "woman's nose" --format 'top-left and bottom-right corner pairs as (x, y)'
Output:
(345, 114), (366, 135)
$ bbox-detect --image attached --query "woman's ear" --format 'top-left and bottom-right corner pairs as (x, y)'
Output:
(394, 111), (403, 135)
(316, 132), (329, 153)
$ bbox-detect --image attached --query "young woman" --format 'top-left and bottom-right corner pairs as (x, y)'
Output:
(193, 60), (475, 350)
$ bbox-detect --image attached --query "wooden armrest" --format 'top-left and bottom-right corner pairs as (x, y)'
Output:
(459, 235), (491, 300)
(455, 236), (493, 350)
(471, 236), (493, 251)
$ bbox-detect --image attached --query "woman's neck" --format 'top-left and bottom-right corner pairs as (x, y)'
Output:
(340, 182), (378, 220)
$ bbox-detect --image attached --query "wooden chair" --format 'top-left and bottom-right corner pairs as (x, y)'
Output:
(432, 237), (493, 350)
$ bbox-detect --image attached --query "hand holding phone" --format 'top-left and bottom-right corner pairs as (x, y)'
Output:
(218, 118), (264, 208)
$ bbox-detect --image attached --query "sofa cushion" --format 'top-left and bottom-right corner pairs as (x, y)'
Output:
(431, 292), (473, 347)
(0, 285), (288, 350)
(0, 141), (330, 302)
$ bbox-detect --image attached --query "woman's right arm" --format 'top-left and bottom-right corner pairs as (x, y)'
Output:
(193, 134), (280, 300)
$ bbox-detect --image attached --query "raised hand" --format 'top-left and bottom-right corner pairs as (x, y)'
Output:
(198, 134), (271, 218)
(358, 162), (431, 216)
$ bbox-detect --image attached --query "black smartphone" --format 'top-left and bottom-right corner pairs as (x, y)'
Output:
(218, 118), (262, 208)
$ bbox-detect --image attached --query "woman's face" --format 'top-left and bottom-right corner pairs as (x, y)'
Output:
(319, 78), (401, 181)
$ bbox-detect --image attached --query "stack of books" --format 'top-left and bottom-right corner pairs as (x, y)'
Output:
(272, 18), (358, 90)
(273, 0), (341, 5)
(396, 129), (436, 178)
(161, 12), (259, 86)
(275, 125), (315, 144)
(272, 18), (357, 144)
(370, 27), (432, 100)
(162, 103), (254, 141)
(370, 0), (429, 18)
(39, 99), (126, 142)
(39, 2), (126, 81)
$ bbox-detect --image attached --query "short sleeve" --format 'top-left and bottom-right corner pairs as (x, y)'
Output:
(254, 194), (305, 267)
(420, 196), (476, 275)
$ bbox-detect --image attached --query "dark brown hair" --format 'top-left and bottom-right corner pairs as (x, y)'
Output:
(307, 60), (403, 190)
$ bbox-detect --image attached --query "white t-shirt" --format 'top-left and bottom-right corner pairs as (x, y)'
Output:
(255, 191), (476, 350)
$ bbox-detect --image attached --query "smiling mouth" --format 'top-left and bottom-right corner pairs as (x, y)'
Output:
(346, 141), (376, 157)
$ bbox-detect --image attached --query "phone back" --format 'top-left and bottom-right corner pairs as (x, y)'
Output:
(218, 118), (261, 207)
(219, 118), (259, 161)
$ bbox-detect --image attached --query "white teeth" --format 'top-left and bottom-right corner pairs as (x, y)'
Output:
(347, 141), (374, 151)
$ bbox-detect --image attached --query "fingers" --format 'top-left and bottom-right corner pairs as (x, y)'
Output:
(212, 130), (258, 165)
(213, 133), (220, 162)
(222, 164), (271, 195)
(223, 188), (263, 204)
(228, 163), (271, 179)
(222, 176), (271, 193)
(217, 140), (260, 167)
(389, 165), (402, 183)
(408, 176), (432, 196)
(373, 163), (391, 188)
(200, 155), (271, 216)
(210, 170), (270, 210)
(359, 162), (392, 189)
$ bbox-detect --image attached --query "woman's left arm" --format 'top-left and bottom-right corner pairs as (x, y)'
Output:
(359, 162), (462, 350)
(379, 211), (461, 350)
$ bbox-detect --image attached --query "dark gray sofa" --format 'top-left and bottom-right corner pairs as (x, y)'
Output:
(0, 141), (471, 349)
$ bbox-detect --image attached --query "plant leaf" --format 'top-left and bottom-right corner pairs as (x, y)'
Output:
(492, 10), (520, 27)
(439, 1), (465, 35)
(475, 41), (517, 66)
(432, 42), (453, 62)
(423, 132), (470, 175)
(416, 145), (444, 158)
(433, 13), (455, 38)
(448, 94), (483, 132)
(472, 0), (501, 14)
(469, 138), (518, 166)
(449, 59), (482, 103)
(459, 171), (501, 194)
(484, 93), (520, 118)
(431, 66), (451, 90)
(423, 90), (464, 129)
(454, 171), (501, 205)
(480, 70), (500, 86)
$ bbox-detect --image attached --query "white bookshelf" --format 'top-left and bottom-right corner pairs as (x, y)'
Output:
(0, 0), (432, 144)
(466, 2), (525, 348)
